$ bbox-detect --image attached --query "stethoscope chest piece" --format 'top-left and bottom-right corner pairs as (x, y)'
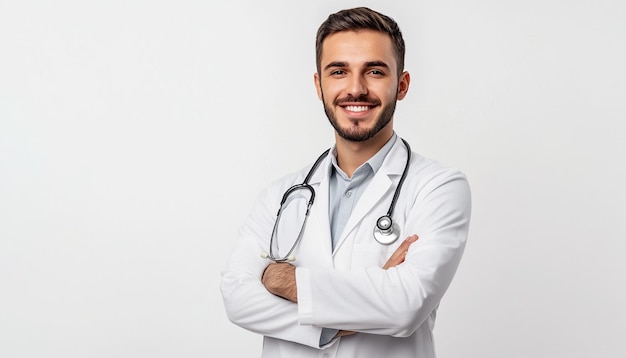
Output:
(373, 215), (400, 245)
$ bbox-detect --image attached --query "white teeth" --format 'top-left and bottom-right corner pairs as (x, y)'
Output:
(345, 105), (370, 112)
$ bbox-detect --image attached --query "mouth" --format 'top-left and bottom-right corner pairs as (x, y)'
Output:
(338, 101), (379, 115)
(343, 105), (372, 112)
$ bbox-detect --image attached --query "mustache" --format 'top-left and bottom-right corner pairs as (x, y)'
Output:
(334, 95), (381, 106)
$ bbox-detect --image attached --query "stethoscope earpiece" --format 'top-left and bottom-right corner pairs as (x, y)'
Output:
(260, 251), (296, 262)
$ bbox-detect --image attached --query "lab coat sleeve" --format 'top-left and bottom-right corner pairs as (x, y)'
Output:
(297, 168), (471, 337)
(219, 177), (327, 349)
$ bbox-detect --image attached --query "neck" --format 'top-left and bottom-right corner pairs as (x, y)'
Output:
(334, 129), (393, 178)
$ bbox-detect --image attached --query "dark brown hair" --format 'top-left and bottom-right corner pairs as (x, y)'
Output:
(315, 7), (406, 76)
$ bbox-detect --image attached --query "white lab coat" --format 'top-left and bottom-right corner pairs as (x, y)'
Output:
(220, 137), (472, 358)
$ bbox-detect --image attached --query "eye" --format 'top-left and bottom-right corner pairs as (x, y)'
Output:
(330, 69), (346, 76)
(369, 69), (385, 76)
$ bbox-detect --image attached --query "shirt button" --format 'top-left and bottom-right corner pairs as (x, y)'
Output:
(345, 191), (352, 197)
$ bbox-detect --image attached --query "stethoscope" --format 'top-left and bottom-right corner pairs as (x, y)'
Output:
(261, 138), (412, 262)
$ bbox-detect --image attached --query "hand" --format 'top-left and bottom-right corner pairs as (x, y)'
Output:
(338, 234), (420, 339)
(262, 262), (298, 302)
(383, 234), (418, 269)
(335, 329), (357, 338)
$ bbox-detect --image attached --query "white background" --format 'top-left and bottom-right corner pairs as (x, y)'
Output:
(1, 0), (625, 357)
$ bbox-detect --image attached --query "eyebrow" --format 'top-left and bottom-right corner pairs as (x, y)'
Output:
(365, 61), (390, 69)
(323, 61), (390, 71)
(323, 61), (348, 71)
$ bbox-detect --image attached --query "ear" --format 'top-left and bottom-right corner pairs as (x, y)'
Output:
(314, 73), (323, 100)
(396, 71), (411, 100)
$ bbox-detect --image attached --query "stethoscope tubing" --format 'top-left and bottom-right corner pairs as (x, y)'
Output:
(265, 138), (411, 261)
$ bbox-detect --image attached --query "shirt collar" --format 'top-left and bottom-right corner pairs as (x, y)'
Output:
(328, 132), (398, 178)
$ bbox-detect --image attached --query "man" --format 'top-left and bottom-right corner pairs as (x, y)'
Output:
(220, 7), (471, 358)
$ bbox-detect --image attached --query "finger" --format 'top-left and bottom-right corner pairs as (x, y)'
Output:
(393, 235), (418, 256)
(336, 330), (357, 337)
(383, 248), (407, 269)
(383, 235), (419, 269)
(386, 245), (406, 265)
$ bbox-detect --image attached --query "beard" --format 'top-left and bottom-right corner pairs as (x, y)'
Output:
(321, 91), (398, 142)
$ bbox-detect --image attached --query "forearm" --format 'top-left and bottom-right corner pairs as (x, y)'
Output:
(262, 235), (419, 338)
(295, 227), (467, 336)
(262, 262), (298, 302)
(222, 260), (329, 348)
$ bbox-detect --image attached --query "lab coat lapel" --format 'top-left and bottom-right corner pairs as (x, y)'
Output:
(334, 140), (408, 252)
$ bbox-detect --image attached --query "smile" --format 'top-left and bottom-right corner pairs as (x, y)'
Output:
(344, 105), (371, 112)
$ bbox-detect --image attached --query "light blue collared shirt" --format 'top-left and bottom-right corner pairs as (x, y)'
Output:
(328, 133), (397, 250)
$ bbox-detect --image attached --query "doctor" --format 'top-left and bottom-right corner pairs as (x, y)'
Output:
(220, 6), (471, 358)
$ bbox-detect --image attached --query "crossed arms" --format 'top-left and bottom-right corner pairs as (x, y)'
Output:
(261, 234), (419, 338)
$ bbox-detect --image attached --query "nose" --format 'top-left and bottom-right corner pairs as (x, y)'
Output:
(347, 74), (367, 98)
